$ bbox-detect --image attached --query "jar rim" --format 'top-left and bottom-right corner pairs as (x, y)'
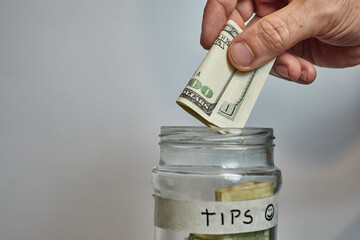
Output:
(159, 126), (274, 147)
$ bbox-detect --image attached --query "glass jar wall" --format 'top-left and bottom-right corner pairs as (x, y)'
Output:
(152, 127), (282, 240)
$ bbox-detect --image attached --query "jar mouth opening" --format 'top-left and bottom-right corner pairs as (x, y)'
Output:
(160, 126), (274, 147)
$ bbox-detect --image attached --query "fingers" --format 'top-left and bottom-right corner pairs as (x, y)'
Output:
(228, 0), (320, 71)
(201, 0), (238, 49)
(235, 0), (255, 22)
(228, 9), (246, 29)
(254, 0), (287, 17)
(306, 40), (360, 68)
(201, 0), (256, 50)
(290, 38), (360, 68)
(271, 52), (317, 84)
(343, 46), (360, 67)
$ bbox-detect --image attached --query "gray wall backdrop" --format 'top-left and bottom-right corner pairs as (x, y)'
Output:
(0, 0), (359, 239)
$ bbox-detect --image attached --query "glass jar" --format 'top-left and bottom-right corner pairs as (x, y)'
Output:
(152, 126), (282, 240)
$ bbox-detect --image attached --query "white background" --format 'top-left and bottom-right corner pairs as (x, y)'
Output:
(0, 0), (359, 239)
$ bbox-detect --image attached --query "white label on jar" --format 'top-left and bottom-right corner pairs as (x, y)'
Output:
(154, 195), (278, 234)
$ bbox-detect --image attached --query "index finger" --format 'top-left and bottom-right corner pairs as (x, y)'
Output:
(201, 0), (238, 49)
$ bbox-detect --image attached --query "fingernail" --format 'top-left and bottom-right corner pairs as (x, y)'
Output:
(230, 42), (254, 68)
(300, 70), (307, 81)
(275, 65), (289, 79)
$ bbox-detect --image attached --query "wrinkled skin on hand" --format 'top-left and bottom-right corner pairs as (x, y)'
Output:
(201, 0), (360, 84)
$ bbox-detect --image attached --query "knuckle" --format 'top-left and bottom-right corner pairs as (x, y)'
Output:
(257, 17), (291, 51)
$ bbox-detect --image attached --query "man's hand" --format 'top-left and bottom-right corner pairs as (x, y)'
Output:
(201, 0), (360, 84)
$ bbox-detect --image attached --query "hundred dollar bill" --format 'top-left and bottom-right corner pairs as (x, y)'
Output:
(177, 20), (275, 128)
(187, 182), (274, 240)
(187, 230), (269, 240)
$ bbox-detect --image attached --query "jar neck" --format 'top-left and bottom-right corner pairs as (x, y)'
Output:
(159, 127), (275, 169)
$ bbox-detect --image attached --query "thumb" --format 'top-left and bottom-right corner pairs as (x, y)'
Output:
(228, 1), (317, 71)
